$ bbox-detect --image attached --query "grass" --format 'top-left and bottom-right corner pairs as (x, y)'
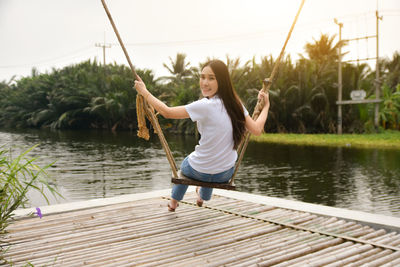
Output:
(251, 130), (400, 149)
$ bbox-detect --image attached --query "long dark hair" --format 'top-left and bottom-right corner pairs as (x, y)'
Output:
(203, 60), (246, 150)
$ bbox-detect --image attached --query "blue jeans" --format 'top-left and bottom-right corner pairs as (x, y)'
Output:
(171, 156), (234, 201)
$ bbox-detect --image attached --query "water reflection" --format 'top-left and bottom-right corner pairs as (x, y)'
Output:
(239, 142), (400, 217)
(1, 129), (399, 217)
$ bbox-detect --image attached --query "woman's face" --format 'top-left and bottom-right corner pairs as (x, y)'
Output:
(200, 66), (218, 98)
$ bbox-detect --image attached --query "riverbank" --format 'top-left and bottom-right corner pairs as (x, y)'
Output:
(251, 130), (400, 149)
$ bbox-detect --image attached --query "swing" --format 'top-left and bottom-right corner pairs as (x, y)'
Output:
(101, 0), (305, 190)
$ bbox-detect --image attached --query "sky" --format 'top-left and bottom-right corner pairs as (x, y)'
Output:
(0, 0), (399, 82)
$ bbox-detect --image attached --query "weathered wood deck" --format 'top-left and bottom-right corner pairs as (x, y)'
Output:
(2, 190), (400, 266)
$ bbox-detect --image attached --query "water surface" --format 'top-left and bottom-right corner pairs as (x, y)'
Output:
(1, 129), (399, 217)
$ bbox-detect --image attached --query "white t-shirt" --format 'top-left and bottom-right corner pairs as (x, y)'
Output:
(185, 96), (249, 174)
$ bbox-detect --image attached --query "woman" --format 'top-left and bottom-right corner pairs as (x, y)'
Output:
(134, 60), (270, 211)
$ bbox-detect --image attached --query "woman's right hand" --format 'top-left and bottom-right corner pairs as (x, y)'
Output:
(134, 75), (149, 97)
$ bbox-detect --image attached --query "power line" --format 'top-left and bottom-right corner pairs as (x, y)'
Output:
(0, 11), (395, 70)
(380, 9), (400, 15)
(105, 11), (389, 48)
(0, 45), (94, 69)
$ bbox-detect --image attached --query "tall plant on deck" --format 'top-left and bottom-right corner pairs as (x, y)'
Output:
(0, 145), (59, 234)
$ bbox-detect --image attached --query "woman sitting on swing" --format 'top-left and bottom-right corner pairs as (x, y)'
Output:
(134, 59), (270, 211)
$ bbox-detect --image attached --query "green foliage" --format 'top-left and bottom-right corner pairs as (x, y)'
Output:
(378, 83), (400, 129)
(381, 51), (400, 89)
(0, 34), (399, 134)
(0, 60), (151, 131)
(0, 145), (59, 234)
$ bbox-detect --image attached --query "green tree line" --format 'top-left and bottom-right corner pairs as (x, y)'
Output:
(0, 34), (399, 134)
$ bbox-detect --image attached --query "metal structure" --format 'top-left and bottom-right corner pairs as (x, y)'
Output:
(335, 11), (383, 134)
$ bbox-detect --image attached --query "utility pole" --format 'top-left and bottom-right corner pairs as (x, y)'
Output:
(95, 33), (112, 65)
(375, 10), (383, 128)
(95, 42), (112, 65)
(334, 19), (343, 134)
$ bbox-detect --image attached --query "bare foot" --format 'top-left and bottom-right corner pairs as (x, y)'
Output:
(168, 198), (179, 212)
(196, 187), (204, 207)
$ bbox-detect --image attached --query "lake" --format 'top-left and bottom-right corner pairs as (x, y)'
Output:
(1, 128), (399, 217)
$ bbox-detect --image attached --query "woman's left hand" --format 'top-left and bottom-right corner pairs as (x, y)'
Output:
(258, 90), (270, 109)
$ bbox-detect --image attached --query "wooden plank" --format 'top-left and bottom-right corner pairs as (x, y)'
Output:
(171, 171), (235, 190)
(277, 242), (355, 266)
(336, 99), (381, 105)
(2, 192), (400, 266)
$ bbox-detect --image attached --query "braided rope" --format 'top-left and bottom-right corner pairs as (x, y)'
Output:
(136, 95), (150, 140)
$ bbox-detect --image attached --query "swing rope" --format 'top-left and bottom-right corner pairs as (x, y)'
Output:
(101, 0), (305, 187)
(101, 0), (179, 178)
(232, 0), (305, 185)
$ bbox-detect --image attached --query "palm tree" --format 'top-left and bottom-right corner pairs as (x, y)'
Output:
(161, 53), (195, 83)
(381, 51), (400, 89)
(158, 53), (199, 108)
(298, 34), (349, 132)
(302, 33), (347, 86)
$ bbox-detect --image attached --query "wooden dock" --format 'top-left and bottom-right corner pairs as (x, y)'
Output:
(1, 189), (400, 266)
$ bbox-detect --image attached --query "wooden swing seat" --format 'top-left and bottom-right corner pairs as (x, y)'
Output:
(171, 171), (236, 190)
